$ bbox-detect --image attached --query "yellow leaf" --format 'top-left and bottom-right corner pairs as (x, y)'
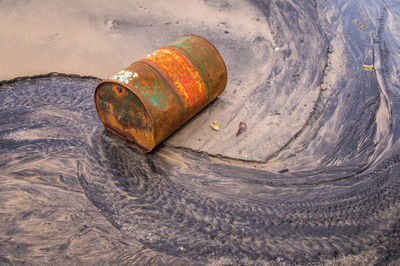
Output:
(362, 64), (376, 71)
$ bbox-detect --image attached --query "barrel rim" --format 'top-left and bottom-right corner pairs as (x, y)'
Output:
(94, 80), (155, 152)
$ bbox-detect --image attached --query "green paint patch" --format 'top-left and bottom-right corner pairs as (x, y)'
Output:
(168, 36), (196, 53)
(135, 81), (167, 110)
(98, 84), (145, 128)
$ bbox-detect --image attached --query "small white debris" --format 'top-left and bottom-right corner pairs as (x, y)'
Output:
(210, 121), (220, 131)
(274, 47), (280, 52)
(133, 72), (139, 78)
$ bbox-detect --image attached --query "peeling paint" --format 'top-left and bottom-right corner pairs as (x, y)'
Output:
(110, 70), (133, 84)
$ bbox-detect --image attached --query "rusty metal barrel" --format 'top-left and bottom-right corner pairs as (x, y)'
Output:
(94, 35), (227, 152)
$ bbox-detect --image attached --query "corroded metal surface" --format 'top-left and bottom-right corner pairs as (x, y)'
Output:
(94, 35), (227, 152)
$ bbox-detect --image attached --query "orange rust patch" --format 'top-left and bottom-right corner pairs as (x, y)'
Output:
(143, 48), (206, 113)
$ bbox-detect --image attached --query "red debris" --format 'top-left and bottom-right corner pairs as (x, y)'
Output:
(236, 122), (247, 137)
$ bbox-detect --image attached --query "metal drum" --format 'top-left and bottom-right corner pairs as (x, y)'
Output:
(94, 35), (227, 152)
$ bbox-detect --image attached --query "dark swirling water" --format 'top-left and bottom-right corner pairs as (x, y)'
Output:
(1, 0), (400, 265)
